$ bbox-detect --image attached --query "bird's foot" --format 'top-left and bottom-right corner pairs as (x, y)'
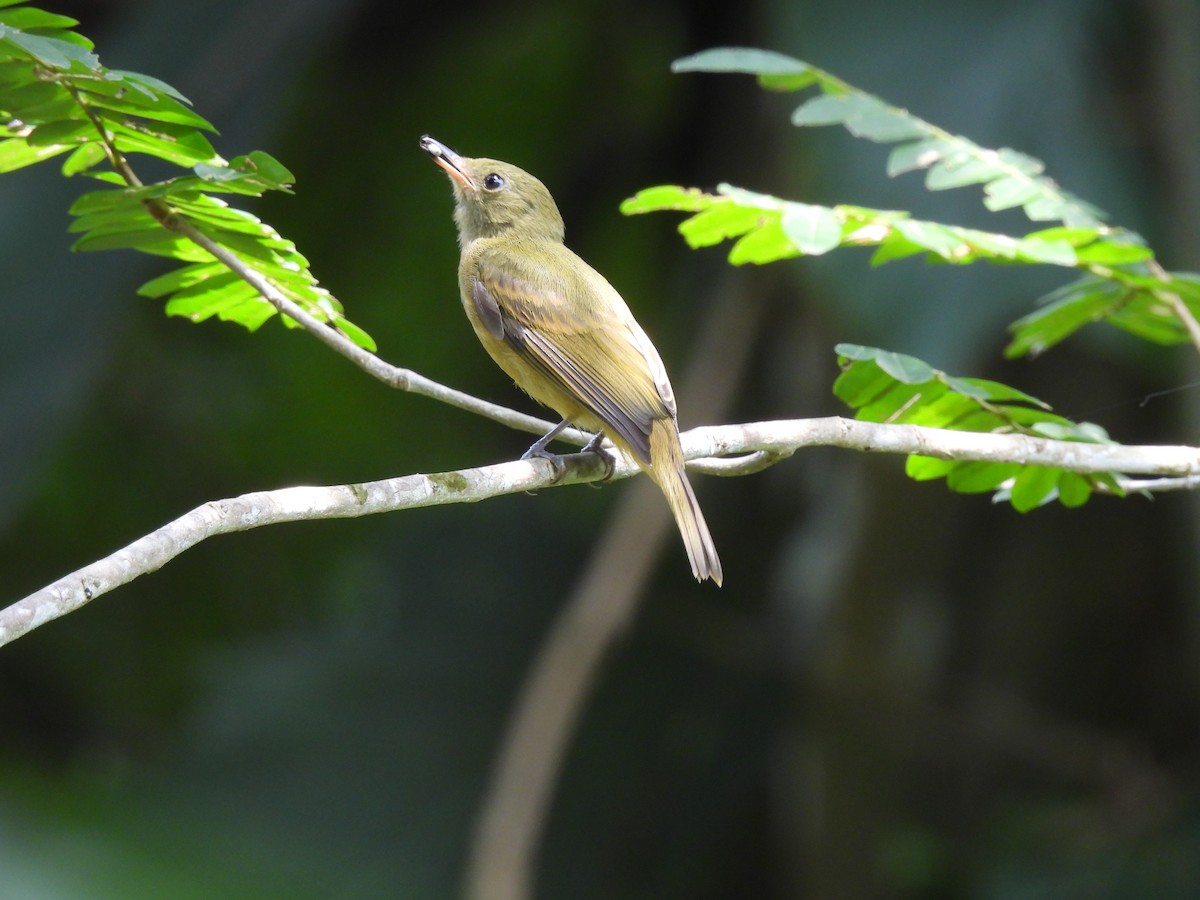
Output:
(521, 420), (571, 484)
(581, 432), (616, 483)
(521, 443), (568, 483)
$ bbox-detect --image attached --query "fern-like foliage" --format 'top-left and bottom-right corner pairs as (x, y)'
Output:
(0, 0), (373, 348)
(671, 47), (1106, 228)
(621, 184), (1147, 269)
(834, 345), (1121, 511)
(629, 47), (1198, 362)
(618, 47), (1200, 507)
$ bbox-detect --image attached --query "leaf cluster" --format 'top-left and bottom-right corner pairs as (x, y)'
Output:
(834, 345), (1120, 510)
(0, 0), (373, 347)
(621, 47), (1198, 508)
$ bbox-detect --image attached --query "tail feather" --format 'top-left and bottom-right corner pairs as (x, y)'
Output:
(648, 419), (723, 586)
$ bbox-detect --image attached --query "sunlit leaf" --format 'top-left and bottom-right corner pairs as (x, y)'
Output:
(0, 28), (99, 70)
(60, 140), (104, 175)
(25, 117), (91, 145)
(75, 77), (214, 130)
(781, 204), (841, 254)
(137, 261), (227, 298)
(1010, 466), (1061, 512)
(833, 344), (1117, 510)
(947, 461), (1021, 494)
(0, 7), (79, 30)
(0, 135), (70, 172)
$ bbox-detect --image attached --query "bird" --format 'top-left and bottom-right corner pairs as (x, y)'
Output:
(420, 135), (722, 586)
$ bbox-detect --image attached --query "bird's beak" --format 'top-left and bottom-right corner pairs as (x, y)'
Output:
(420, 135), (476, 192)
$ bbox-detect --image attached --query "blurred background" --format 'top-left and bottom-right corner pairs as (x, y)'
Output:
(2, 0), (1199, 896)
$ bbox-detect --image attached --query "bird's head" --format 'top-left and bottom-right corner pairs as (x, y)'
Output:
(421, 135), (566, 245)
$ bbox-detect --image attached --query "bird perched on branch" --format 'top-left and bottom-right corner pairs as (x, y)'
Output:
(420, 135), (722, 585)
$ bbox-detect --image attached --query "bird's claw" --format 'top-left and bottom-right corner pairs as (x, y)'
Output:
(521, 444), (568, 483)
(581, 433), (616, 483)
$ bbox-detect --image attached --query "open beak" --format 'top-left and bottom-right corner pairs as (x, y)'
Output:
(420, 135), (476, 192)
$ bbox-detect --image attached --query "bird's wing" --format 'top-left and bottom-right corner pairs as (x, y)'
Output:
(471, 245), (672, 464)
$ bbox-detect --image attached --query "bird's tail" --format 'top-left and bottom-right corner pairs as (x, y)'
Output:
(648, 419), (723, 586)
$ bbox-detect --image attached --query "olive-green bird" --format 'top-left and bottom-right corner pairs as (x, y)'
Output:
(420, 135), (722, 586)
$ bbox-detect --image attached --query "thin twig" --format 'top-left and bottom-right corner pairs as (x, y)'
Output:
(1148, 258), (1200, 357)
(1116, 474), (1200, 492)
(160, 213), (580, 442)
(64, 82), (579, 444)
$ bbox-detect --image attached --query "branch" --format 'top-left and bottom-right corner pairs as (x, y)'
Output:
(687, 419), (1200, 475)
(5, 417), (1200, 648)
(157, 214), (581, 442)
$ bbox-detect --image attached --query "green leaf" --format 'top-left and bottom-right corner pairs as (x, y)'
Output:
(982, 174), (1045, 211)
(163, 272), (258, 318)
(793, 94), (929, 141)
(1072, 240), (1154, 265)
(68, 204), (157, 234)
(0, 79), (65, 116)
(100, 111), (218, 166)
(1005, 277), (1127, 358)
(71, 220), (177, 251)
(1056, 472), (1093, 508)
(996, 148), (1045, 176)
(887, 139), (947, 177)
(69, 185), (145, 214)
(905, 455), (955, 481)
(170, 197), (272, 235)
(331, 314), (377, 352)
(0, 89), (77, 124)
(834, 345), (1118, 509)
(1, 28), (99, 70)
(872, 349), (936, 383)
(220, 296), (277, 331)
(925, 156), (996, 190)
(25, 117), (91, 145)
(73, 227), (212, 261)
(187, 221), (302, 265)
(0, 135), (70, 172)
(946, 461), (1021, 494)
(677, 202), (764, 249)
(1007, 268), (1200, 357)
(1011, 237), (1075, 266)
(75, 77), (214, 130)
(109, 70), (193, 104)
(671, 47), (817, 91)
(1009, 466), (1061, 512)
(728, 220), (795, 265)
(792, 94), (871, 127)
(193, 151), (295, 195)
(671, 46), (807, 75)
(781, 204), (842, 255)
(0, 8), (79, 30)
(61, 139), (105, 175)
(620, 184), (710, 215)
(947, 376), (1048, 407)
(892, 219), (971, 261)
(1107, 292), (1193, 345)
(137, 261), (227, 298)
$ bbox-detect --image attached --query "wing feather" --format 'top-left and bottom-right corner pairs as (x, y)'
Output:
(472, 246), (671, 464)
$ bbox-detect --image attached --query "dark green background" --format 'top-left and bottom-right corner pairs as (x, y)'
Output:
(3, 0), (1199, 896)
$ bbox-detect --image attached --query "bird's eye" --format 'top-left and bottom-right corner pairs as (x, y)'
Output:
(483, 173), (505, 191)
